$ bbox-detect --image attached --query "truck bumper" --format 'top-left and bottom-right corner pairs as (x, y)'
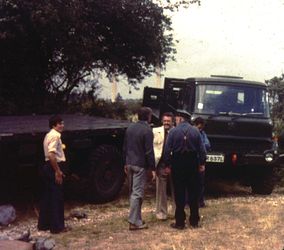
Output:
(206, 150), (278, 168)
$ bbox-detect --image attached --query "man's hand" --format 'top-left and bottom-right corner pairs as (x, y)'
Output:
(124, 165), (128, 175)
(164, 166), (171, 175)
(151, 171), (156, 182)
(199, 165), (205, 172)
(55, 170), (64, 185)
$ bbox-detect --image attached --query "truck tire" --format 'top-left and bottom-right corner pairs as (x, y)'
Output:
(88, 144), (125, 203)
(251, 167), (275, 195)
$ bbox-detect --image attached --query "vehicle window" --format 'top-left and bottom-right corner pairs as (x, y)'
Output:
(194, 83), (270, 117)
(166, 85), (187, 110)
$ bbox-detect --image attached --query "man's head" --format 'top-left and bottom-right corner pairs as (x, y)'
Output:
(193, 116), (205, 131)
(49, 115), (64, 132)
(175, 109), (191, 125)
(137, 107), (152, 123)
(175, 115), (182, 126)
(161, 112), (174, 132)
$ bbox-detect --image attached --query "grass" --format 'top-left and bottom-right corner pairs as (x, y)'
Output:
(1, 179), (283, 250)
(49, 180), (284, 250)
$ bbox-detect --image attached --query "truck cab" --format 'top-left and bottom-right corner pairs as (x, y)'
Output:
(143, 76), (278, 194)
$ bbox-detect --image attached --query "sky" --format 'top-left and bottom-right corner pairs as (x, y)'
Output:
(100, 0), (284, 100)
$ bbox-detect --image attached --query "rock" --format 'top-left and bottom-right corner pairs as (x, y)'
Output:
(0, 240), (33, 250)
(69, 210), (88, 219)
(0, 234), (9, 240)
(15, 229), (31, 242)
(0, 229), (30, 242)
(0, 205), (16, 226)
(35, 237), (56, 250)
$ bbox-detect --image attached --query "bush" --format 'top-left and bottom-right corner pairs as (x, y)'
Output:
(90, 99), (142, 120)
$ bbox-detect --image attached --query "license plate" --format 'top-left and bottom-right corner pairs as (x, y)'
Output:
(206, 154), (225, 163)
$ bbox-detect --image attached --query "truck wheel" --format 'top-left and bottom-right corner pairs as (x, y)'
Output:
(251, 167), (275, 195)
(88, 145), (125, 202)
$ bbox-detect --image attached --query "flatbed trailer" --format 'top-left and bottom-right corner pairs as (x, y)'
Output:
(0, 114), (132, 202)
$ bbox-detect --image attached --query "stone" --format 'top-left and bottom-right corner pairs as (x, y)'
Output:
(69, 210), (87, 219)
(35, 237), (56, 250)
(0, 229), (30, 242)
(0, 205), (16, 226)
(0, 240), (33, 250)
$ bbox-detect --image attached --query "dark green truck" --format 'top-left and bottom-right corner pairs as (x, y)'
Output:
(143, 76), (280, 194)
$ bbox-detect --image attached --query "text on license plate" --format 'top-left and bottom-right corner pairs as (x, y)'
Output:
(206, 154), (225, 163)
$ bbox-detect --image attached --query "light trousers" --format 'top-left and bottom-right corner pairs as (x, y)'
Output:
(156, 167), (175, 218)
(127, 165), (147, 226)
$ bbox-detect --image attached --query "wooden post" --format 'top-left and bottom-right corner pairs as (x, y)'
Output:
(111, 75), (117, 103)
(155, 65), (162, 88)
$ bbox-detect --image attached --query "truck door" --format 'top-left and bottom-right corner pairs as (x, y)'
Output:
(163, 78), (194, 114)
(142, 87), (164, 122)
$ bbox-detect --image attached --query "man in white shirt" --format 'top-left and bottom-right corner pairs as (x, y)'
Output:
(38, 115), (67, 234)
(153, 112), (175, 220)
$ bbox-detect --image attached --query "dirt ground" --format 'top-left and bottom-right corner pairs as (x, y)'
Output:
(1, 180), (284, 250)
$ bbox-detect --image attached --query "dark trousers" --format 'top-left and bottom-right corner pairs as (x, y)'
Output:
(38, 162), (64, 232)
(199, 171), (205, 206)
(172, 152), (201, 227)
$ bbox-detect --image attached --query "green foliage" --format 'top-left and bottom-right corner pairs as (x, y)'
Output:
(0, 0), (197, 114)
(266, 75), (284, 135)
(90, 99), (142, 120)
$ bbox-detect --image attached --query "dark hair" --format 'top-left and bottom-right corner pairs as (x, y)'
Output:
(193, 116), (205, 126)
(49, 115), (63, 129)
(138, 107), (152, 121)
(175, 109), (191, 121)
(162, 112), (174, 120)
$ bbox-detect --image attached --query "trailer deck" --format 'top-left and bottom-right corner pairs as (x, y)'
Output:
(0, 114), (131, 136)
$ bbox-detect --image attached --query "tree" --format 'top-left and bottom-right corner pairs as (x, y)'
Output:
(0, 0), (199, 114)
(266, 75), (284, 134)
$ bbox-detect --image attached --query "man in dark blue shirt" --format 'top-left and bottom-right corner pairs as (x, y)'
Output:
(164, 110), (206, 229)
(194, 117), (211, 208)
(123, 107), (156, 230)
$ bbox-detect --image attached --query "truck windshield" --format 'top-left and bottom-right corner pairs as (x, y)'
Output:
(194, 84), (270, 117)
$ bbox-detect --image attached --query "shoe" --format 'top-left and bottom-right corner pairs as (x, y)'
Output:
(129, 222), (148, 231)
(170, 223), (185, 230)
(189, 223), (200, 229)
(50, 226), (72, 234)
(38, 226), (50, 231)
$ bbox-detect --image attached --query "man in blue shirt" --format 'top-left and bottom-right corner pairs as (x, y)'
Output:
(194, 117), (211, 208)
(164, 110), (206, 229)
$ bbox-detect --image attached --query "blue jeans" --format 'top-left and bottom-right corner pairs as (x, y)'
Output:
(127, 165), (147, 226)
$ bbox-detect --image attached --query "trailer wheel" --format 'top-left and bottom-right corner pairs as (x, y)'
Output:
(250, 166), (275, 195)
(88, 145), (125, 202)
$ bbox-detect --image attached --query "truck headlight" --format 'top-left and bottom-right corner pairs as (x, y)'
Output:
(264, 153), (274, 162)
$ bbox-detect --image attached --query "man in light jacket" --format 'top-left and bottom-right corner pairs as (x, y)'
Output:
(153, 112), (175, 220)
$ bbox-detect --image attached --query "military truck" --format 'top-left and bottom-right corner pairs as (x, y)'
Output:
(143, 76), (278, 194)
(0, 114), (131, 202)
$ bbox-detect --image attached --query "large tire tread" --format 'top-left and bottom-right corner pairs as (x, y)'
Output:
(88, 144), (125, 203)
(251, 167), (276, 195)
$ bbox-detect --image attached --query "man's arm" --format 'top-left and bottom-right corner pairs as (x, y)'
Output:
(163, 130), (173, 167)
(202, 131), (211, 151)
(197, 133), (206, 165)
(197, 132), (207, 172)
(144, 129), (156, 181)
(144, 130), (155, 170)
(48, 152), (64, 185)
